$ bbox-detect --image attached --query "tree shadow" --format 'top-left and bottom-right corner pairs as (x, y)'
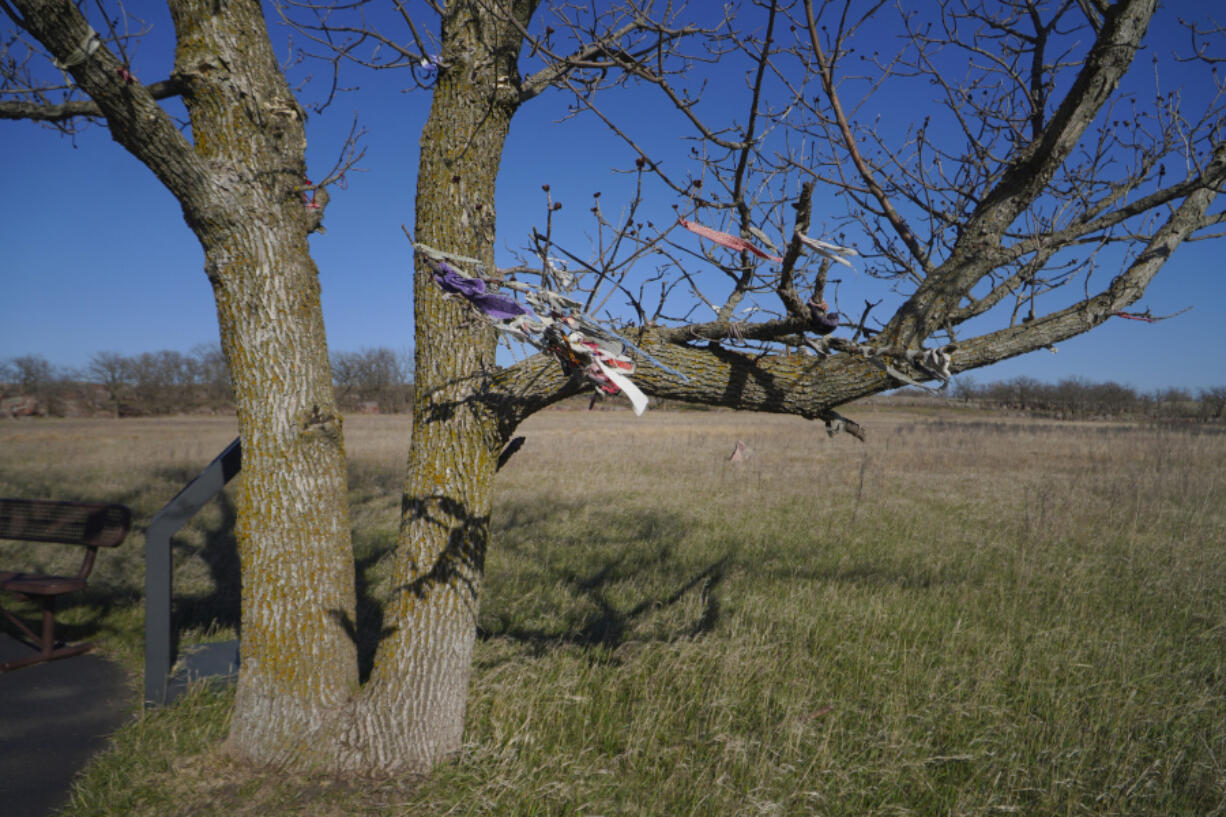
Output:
(531, 554), (726, 649)
(112, 459), (731, 680)
(478, 500), (729, 653)
(396, 493), (488, 604)
(329, 492), (491, 683)
(168, 483), (241, 641)
(327, 547), (396, 684)
(708, 343), (797, 409)
(324, 495), (729, 677)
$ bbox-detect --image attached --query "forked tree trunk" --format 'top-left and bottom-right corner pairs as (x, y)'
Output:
(38, 0), (536, 775)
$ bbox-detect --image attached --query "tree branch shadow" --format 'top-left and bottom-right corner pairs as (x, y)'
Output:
(331, 492), (491, 683)
(165, 478), (241, 643)
(477, 501), (729, 653)
(327, 545), (396, 683)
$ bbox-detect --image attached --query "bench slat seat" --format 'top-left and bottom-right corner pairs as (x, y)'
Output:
(1, 498), (131, 672)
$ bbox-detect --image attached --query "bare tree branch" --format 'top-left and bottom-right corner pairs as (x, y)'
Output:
(883, 0), (1163, 346)
(0, 77), (180, 121)
(803, 0), (930, 273)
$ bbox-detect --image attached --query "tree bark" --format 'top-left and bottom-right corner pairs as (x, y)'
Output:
(9, 0), (360, 767)
(165, 1), (361, 765)
(305, 1), (538, 776)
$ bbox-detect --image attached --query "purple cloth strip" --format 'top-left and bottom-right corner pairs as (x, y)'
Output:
(472, 292), (531, 320)
(808, 303), (840, 335)
(433, 264), (531, 320)
(434, 264), (485, 297)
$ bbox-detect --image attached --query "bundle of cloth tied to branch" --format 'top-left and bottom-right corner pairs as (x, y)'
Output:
(421, 242), (690, 415)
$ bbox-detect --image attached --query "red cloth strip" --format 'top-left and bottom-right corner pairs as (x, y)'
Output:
(679, 218), (783, 263)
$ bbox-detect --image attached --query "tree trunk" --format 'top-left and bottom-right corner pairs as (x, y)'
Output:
(166, 0), (361, 765)
(307, 1), (535, 776)
(8, 0), (360, 768)
(212, 218), (359, 765)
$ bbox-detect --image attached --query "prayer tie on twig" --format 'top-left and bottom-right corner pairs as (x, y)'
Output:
(421, 245), (657, 413)
(808, 299), (840, 335)
(797, 233), (858, 267)
(53, 27), (100, 70)
(679, 218), (784, 263)
(593, 358), (648, 416)
(415, 242), (487, 270)
(416, 240), (689, 383)
(576, 336), (647, 416)
(1112, 306), (1191, 323)
(747, 227), (778, 253)
(418, 54), (443, 76)
(864, 346), (953, 393)
(550, 330), (648, 416)
(433, 263), (531, 320)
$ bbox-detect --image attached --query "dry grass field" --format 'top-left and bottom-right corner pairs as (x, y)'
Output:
(1, 406), (1224, 816)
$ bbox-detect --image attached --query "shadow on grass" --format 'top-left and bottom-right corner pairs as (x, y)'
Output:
(512, 555), (726, 648)
(331, 495), (730, 677)
(9, 471), (732, 677)
(172, 491), (241, 640)
(478, 499), (729, 652)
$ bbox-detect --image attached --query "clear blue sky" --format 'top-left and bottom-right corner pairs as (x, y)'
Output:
(2, 2), (1223, 393)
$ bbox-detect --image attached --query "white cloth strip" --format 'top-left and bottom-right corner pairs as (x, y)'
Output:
(53, 28), (100, 70)
(796, 233), (859, 256)
(413, 241), (487, 270)
(595, 359), (648, 416)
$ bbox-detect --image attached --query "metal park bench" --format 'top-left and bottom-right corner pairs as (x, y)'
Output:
(0, 498), (132, 671)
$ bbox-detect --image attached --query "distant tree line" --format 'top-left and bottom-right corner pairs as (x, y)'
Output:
(328, 347), (414, 414)
(0, 346), (413, 417)
(947, 376), (1226, 423)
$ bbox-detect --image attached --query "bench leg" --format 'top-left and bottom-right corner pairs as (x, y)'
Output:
(0, 595), (95, 672)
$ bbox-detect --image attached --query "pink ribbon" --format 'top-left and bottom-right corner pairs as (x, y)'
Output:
(679, 218), (783, 263)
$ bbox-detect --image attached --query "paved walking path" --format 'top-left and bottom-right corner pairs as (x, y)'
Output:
(0, 634), (132, 817)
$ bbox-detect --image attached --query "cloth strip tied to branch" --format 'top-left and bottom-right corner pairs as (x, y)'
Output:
(53, 27), (100, 69)
(679, 218), (784, 263)
(419, 244), (661, 413)
(566, 333), (648, 416)
(416, 241), (689, 379)
(797, 233), (858, 267)
(866, 346), (953, 392)
(433, 263), (531, 320)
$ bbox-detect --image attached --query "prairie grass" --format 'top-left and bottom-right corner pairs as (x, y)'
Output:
(1, 408), (1224, 816)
